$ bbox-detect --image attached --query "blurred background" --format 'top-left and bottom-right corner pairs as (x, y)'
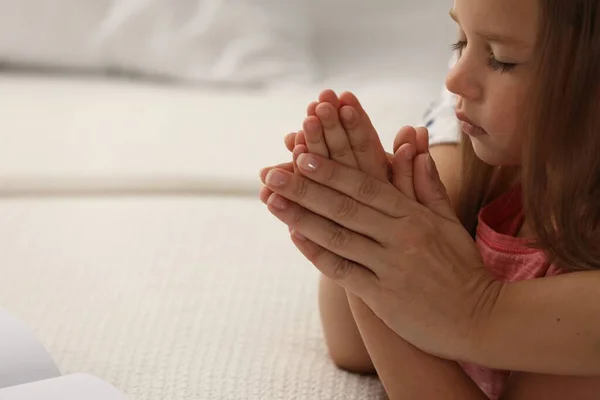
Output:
(0, 1), (455, 399)
(0, 0), (455, 195)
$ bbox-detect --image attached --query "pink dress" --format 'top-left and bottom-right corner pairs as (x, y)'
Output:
(460, 186), (565, 399)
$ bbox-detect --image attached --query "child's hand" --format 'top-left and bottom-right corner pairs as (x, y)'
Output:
(282, 91), (433, 201)
(265, 90), (437, 214)
(285, 90), (390, 181)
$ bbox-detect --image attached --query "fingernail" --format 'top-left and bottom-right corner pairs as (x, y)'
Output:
(259, 168), (268, 183)
(426, 154), (439, 180)
(317, 104), (332, 119)
(340, 107), (355, 124)
(291, 229), (307, 241)
(268, 193), (288, 210)
(297, 154), (318, 172)
(266, 170), (288, 187)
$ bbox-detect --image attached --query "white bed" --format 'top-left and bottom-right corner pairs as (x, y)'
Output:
(0, 1), (456, 398)
(0, 196), (387, 399)
(0, 71), (448, 196)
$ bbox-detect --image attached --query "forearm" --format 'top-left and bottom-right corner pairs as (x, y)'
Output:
(347, 294), (486, 400)
(469, 271), (600, 375)
(318, 275), (374, 373)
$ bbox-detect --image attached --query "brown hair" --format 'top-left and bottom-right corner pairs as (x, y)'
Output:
(455, 0), (600, 271)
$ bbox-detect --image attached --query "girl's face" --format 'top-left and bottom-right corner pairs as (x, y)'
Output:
(446, 0), (539, 166)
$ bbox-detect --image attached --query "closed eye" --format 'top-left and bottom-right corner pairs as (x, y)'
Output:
(451, 40), (518, 73)
(451, 40), (467, 54)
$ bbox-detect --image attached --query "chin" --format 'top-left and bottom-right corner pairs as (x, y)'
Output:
(470, 137), (521, 166)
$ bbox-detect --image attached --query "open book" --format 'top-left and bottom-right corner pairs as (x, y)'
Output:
(0, 309), (127, 399)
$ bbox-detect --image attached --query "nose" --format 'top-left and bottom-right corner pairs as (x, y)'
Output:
(445, 52), (483, 102)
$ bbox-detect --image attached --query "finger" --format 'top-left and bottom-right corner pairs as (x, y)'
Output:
(285, 132), (297, 153)
(393, 126), (418, 154)
(295, 130), (306, 147)
(339, 105), (389, 182)
(266, 158), (417, 222)
(289, 230), (379, 300)
(316, 102), (358, 167)
(292, 144), (308, 173)
(413, 153), (457, 221)
(265, 191), (383, 268)
(338, 91), (376, 131)
(303, 116), (330, 158)
(415, 126), (430, 154)
(264, 168), (392, 241)
(307, 101), (319, 116)
(318, 89), (341, 111)
(294, 154), (419, 217)
(339, 92), (389, 181)
(260, 185), (272, 204)
(391, 143), (417, 200)
(260, 162), (294, 184)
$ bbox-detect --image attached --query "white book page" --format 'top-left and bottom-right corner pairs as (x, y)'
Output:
(0, 374), (127, 399)
(0, 309), (60, 388)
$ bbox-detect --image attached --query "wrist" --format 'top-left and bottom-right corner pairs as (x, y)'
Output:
(458, 275), (506, 365)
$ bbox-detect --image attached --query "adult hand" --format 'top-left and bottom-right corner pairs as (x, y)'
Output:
(260, 150), (502, 360)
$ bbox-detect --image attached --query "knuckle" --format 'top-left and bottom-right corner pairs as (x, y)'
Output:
(308, 245), (328, 264)
(292, 177), (310, 199)
(357, 175), (381, 202)
(330, 146), (352, 160)
(305, 133), (322, 144)
(351, 138), (371, 154)
(400, 163), (414, 178)
(324, 162), (340, 183)
(331, 257), (354, 280)
(291, 206), (306, 227)
(332, 194), (359, 220)
(327, 225), (351, 250)
(323, 120), (337, 129)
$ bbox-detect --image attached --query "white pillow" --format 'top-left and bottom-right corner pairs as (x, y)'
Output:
(0, 0), (314, 86)
(312, 0), (455, 82)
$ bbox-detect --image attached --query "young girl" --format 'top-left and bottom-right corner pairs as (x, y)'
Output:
(260, 0), (600, 398)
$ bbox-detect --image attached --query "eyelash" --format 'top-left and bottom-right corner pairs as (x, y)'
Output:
(451, 40), (517, 73)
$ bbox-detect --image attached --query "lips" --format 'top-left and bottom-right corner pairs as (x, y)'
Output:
(455, 112), (488, 137)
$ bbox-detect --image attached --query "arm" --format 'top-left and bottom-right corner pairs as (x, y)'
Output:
(317, 144), (460, 375)
(471, 272), (600, 376)
(275, 129), (487, 398)
(318, 276), (374, 374)
(344, 136), (485, 399)
(308, 102), (483, 397)
(347, 295), (487, 399)
(308, 89), (463, 374)
(288, 88), (600, 396)
(351, 269), (600, 399)
(428, 145), (600, 397)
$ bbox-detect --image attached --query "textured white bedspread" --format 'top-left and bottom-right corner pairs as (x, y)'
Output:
(0, 196), (386, 399)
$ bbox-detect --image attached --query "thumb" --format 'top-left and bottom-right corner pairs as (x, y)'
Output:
(413, 153), (457, 221)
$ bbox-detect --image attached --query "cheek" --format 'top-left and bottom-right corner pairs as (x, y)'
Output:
(474, 83), (527, 165)
(486, 82), (528, 134)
